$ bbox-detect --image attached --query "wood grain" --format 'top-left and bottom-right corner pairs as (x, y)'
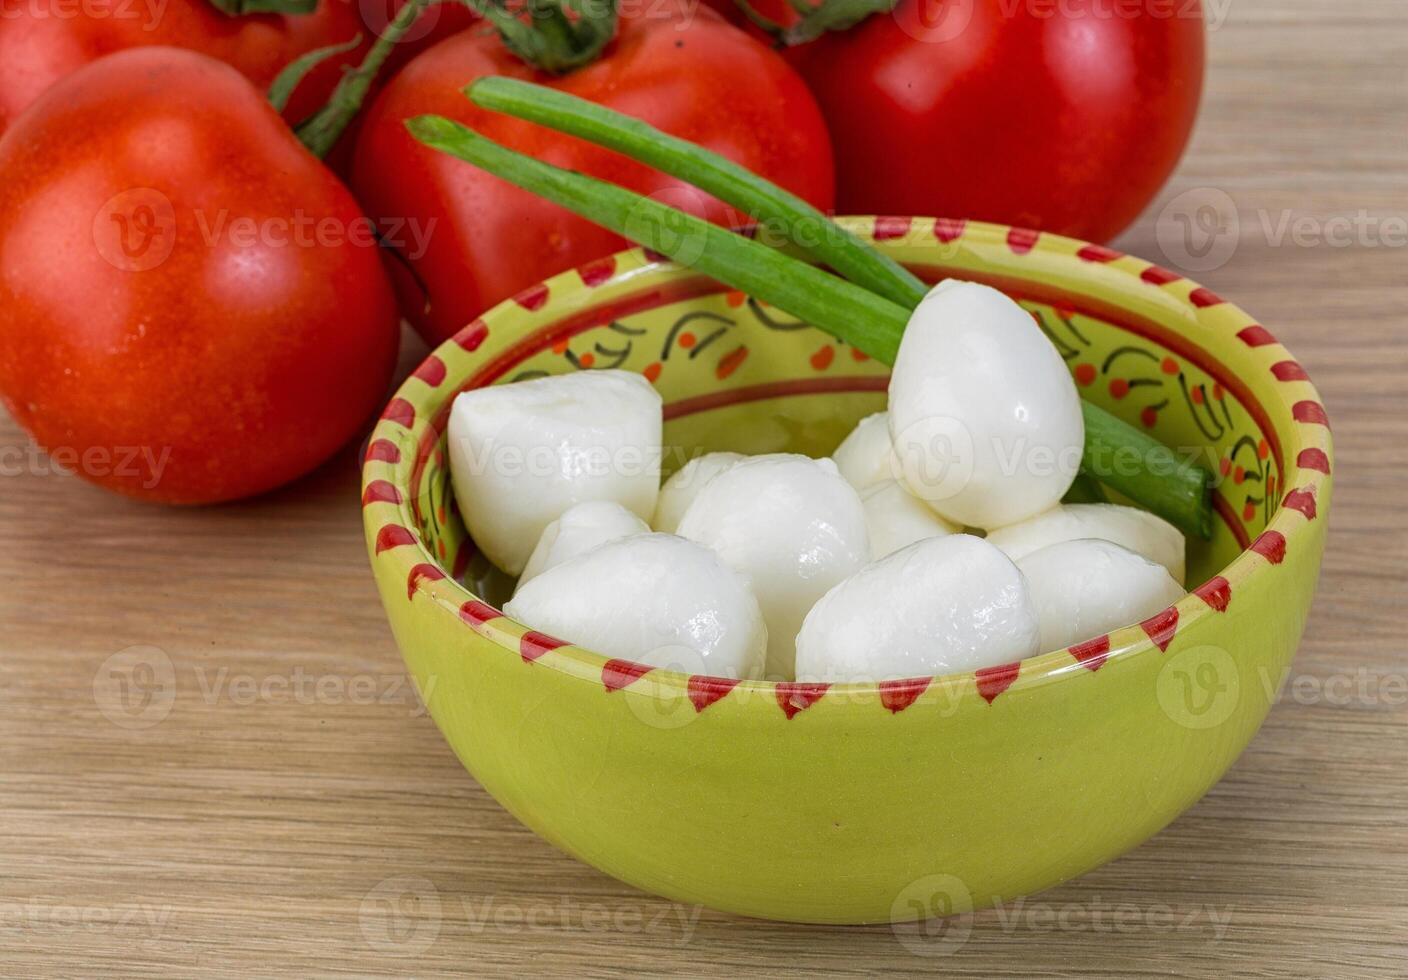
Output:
(2, 1), (1405, 975)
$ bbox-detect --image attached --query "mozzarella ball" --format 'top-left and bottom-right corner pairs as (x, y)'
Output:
(652, 452), (745, 534)
(447, 370), (662, 576)
(988, 503), (1186, 584)
(675, 454), (870, 679)
(1017, 539), (1185, 652)
(888, 280), (1084, 530)
(505, 534), (767, 679)
(832, 411), (897, 491)
(517, 500), (651, 590)
(795, 535), (1041, 683)
(860, 480), (960, 561)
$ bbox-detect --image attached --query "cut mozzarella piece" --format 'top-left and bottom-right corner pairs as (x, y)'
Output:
(653, 452), (745, 534)
(1017, 539), (1185, 653)
(860, 480), (960, 561)
(447, 370), (662, 576)
(517, 500), (651, 590)
(675, 454), (870, 679)
(505, 534), (767, 679)
(795, 535), (1041, 683)
(987, 503), (1186, 584)
(832, 411), (896, 491)
(888, 280), (1084, 530)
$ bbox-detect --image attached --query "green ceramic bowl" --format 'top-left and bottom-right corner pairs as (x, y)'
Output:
(362, 218), (1332, 925)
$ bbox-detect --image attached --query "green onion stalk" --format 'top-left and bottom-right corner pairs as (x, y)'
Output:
(406, 79), (1213, 539)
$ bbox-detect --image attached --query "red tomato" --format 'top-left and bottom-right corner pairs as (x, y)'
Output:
(790, 0), (1205, 242)
(351, 2), (836, 346)
(0, 0), (477, 135)
(0, 48), (401, 504)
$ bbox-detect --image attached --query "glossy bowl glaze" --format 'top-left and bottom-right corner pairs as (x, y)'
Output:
(362, 217), (1332, 924)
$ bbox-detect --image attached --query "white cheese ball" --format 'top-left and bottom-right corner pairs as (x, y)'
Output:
(652, 452), (745, 534)
(888, 280), (1084, 530)
(832, 411), (897, 491)
(795, 535), (1041, 683)
(860, 480), (960, 561)
(505, 534), (767, 679)
(988, 503), (1186, 584)
(675, 454), (870, 679)
(447, 370), (662, 576)
(517, 500), (651, 591)
(1017, 539), (1185, 652)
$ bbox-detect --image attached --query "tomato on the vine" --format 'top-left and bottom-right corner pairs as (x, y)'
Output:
(352, 0), (836, 346)
(0, 48), (401, 503)
(0, 0), (477, 134)
(719, 0), (1205, 243)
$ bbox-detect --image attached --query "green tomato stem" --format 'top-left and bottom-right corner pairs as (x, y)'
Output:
(294, 0), (441, 158)
(728, 0), (896, 46)
(292, 0), (620, 158)
(491, 0), (619, 75)
(268, 35), (364, 115)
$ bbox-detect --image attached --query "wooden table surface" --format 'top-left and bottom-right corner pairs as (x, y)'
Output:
(3, 1), (1405, 976)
